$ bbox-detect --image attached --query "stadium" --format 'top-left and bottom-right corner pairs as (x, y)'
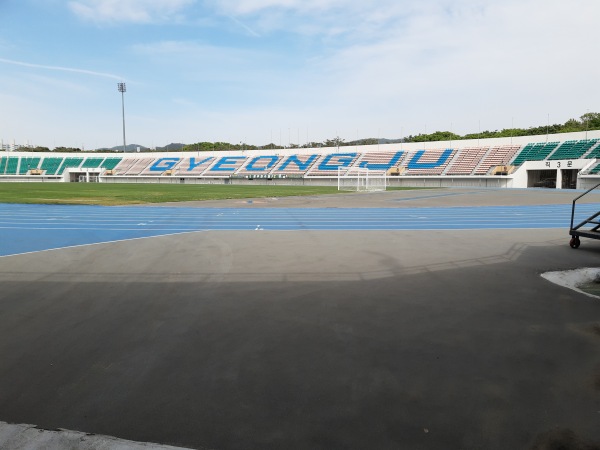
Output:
(2, 0), (600, 447)
(2, 130), (600, 190)
(1, 128), (600, 449)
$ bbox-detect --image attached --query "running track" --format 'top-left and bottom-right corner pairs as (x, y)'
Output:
(0, 203), (598, 257)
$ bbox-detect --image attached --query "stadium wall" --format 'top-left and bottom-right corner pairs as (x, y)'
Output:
(2, 130), (600, 189)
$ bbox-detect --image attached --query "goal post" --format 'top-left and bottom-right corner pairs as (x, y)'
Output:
(338, 167), (387, 191)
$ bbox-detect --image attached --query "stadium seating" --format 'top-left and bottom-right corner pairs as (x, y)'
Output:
(236, 155), (282, 176)
(271, 154), (319, 176)
(589, 163), (600, 174)
(202, 156), (247, 176)
(583, 140), (600, 159)
(404, 149), (455, 176)
(3, 135), (600, 183)
(173, 157), (215, 176)
(119, 158), (151, 175)
(4, 156), (124, 175)
(57, 157), (83, 175)
(357, 151), (405, 171)
(113, 158), (141, 175)
(101, 158), (122, 170)
(81, 157), (105, 169)
(18, 157), (41, 174)
(445, 147), (488, 175)
(4, 157), (19, 175)
(306, 153), (361, 176)
(511, 142), (560, 165)
(40, 157), (64, 175)
(548, 139), (598, 160)
(473, 145), (520, 175)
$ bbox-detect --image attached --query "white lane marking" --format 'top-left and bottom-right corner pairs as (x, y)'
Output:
(0, 230), (206, 259)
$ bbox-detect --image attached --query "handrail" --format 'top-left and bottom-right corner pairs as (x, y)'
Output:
(570, 182), (600, 232)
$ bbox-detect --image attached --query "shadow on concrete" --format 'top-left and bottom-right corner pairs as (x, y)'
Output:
(0, 242), (599, 450)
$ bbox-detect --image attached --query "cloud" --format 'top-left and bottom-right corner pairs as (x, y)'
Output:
(68, 0), (195, 24)
(198, 0), (599, 135)
(5, 0), (599, 148)
(315, 0), (600, 131)
(213, 0), (345, 15)
(131, 40), (257, 65)
(0, 57), (122, 80)
(226, 14), (261, 37)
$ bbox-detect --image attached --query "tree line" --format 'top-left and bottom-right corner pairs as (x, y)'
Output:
(7, 112), (599, 152)
(182, 112), (600, 151)
(405, 112), (600, 143)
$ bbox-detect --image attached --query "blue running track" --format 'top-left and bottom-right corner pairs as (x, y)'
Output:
(0, 203), (597, 257)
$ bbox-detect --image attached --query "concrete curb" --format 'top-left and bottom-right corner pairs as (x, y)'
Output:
(541, 267), (600, 299)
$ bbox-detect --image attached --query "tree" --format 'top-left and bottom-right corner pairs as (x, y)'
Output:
(324, 137), (345, 148)
(581, 112), (600, 129)
(53, 146), (81, 152)
(302, 141), (322, 148)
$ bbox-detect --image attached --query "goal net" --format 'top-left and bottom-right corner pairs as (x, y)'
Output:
(338, 167), (387, 191)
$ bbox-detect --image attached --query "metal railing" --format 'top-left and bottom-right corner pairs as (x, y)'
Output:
(570, 182), (600, 234)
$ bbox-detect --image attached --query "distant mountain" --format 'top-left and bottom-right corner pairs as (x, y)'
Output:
(94, 140), (407, 152)
(156, 143), (185, 152)
(344, 138), (404, 146)
(97, 143), (186, 152)
(95, 144), (149, 152)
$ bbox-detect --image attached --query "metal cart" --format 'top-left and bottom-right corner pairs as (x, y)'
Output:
(569, 182), (600, 248)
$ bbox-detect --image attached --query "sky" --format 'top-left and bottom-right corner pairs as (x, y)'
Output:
(0, 0), (598, 150)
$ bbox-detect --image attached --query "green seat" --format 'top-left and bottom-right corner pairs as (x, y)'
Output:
(41, 157), (64, 175)
(101, 158), (122, 170)
(19, 157), (41, 174)
(57, 157), (83, 175)
(81, 157), (104, 168)
(6, 157), (19, 174)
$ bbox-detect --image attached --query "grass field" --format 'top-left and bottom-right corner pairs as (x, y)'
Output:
(0, 183), (350, 205)
(0, 183), (424, 205)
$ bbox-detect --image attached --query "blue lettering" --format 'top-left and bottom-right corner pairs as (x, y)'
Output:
(150, 158), (179, 171)
(188, 157), (213, 171)
(246, 156), (279, 171)
(279, 155), (318, 171)
(408, 149), (453, 169)
(318, 153), (357, 171)
(359, 151), (404, 170)
(211, 156), (246, 172)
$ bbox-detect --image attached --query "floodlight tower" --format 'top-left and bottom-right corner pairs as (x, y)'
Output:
(117, 82), (127, 152)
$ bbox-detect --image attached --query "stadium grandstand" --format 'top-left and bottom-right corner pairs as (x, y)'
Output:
(2, 130), (600, 190)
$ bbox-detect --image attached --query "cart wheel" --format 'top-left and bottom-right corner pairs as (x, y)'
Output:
(569, 237), (580, 249)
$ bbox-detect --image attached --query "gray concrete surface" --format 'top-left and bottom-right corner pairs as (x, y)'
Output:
(155, 187), (600, 209)
(1, 188), (599, 450)
(0, 421), (193, 450)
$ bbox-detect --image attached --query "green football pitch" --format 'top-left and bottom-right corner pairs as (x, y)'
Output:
(0, 182), (422, 206)
(0, 183), (340, 205)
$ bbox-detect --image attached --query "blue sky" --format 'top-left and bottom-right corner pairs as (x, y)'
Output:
(0, 0), (598, 150)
